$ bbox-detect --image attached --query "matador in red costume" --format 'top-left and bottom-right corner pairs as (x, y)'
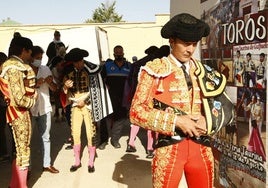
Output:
(130, 13), (214, 188)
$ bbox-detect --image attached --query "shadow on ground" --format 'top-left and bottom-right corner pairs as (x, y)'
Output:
(112, 153), (151, 188)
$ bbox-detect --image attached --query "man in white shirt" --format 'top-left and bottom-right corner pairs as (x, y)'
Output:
(30, 46), (59, 174)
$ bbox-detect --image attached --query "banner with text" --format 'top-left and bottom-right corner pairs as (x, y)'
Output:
(201, 1), (267, 187)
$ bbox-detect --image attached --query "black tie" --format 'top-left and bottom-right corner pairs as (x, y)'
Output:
(181, 64), (192, 90)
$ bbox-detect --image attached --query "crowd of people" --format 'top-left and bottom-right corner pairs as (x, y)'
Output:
(0, 29), (170, 187)
(0, 13), (234, 188)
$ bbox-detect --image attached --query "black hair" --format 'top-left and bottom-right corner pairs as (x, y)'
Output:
(54, 30), (60, 36)
(31, 46), (44, 57)
(13, 32), (22, 38)
(0, 52), (7, 64)
(8, 36), (33, 57)
(114, 45), (123, 51)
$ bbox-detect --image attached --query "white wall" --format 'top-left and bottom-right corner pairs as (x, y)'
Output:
(0, 25), (108, 65)
(0, 14), (170, 63)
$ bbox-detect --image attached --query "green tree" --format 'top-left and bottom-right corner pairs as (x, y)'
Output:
(85, 1), (123, 23)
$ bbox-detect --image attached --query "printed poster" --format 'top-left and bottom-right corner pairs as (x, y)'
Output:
(201, 0), (267, 187)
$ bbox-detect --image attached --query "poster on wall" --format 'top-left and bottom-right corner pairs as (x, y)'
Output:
(201, 0), (267, 187)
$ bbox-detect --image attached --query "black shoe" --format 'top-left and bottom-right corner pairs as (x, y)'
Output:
(70, 164), (81, 172)
(126, 145), (136, 152)
(65, 145), (73, 150)
(146, 150), (154, 159)
(88, 166), (95, 173)
(98, 142), (108, 150)
(111, 141), (121, 149)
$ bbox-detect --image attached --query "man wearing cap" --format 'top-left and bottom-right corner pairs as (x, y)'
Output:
(0, 36), (37, 188)
(62, 48), (112, 173)
(130, 13), (214, 187)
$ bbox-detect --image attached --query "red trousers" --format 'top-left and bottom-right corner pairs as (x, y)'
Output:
(152, 138), (214, 188)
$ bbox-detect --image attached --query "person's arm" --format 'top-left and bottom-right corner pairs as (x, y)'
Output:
(129, 69), (175, 136)
(242, 102), (251, 111)
(63, 78), (73, 94)
(45, 75), (57, 92)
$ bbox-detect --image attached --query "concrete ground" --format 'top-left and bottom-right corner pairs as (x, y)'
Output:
(0, 111), (191, 188)
(0, 114), (151, 188)
(0, 113), (188, 188)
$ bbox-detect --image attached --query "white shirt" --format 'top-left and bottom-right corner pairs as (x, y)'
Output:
(30, 65), (54, 116)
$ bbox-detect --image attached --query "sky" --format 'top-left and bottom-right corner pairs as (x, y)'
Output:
(0, 0), (170, 25)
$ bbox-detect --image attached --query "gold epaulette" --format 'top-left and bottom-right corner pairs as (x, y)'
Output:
(141, 57), (172, 78)
(1, 58), (27, 77)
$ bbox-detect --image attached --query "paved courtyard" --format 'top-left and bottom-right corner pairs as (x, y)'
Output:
(0, 115), (154, 188)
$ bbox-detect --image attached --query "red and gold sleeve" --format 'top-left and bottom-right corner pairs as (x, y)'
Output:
(129, 69), (176, 136)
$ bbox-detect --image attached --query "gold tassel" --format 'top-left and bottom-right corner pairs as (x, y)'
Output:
(157, 78), (164, 92)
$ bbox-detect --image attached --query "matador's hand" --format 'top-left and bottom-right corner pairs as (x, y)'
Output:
(189, 114), (207, 135)
(175, 115), (207, 137)
(64, 79), (73, 89)
(76, 100), (85, 108)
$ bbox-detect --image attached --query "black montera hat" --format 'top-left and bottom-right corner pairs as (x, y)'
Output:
(161, 13), (210, 42)
(144, 46), (159, 55)
(64, 48), (89, 62)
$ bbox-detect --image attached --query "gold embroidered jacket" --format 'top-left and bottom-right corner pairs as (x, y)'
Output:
(0, 56), (36, 123)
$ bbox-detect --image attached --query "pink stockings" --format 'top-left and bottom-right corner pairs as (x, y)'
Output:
(73, 144), (96, 167)
(9, 160), (28, 188)
(128, 124), (140, 146)
(129, 124), (156, 151)
(88, 146), (96, 167)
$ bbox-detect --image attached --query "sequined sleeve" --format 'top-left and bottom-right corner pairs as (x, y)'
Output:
(7, 68), (35, 108)
(129, 69), (176, 136)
